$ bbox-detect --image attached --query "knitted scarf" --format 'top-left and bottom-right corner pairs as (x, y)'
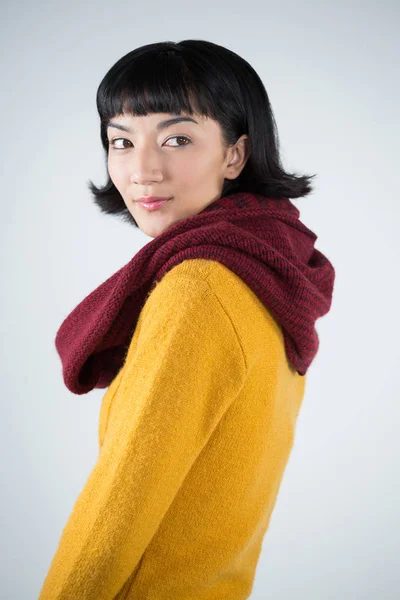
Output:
(55, 192), (335, 394)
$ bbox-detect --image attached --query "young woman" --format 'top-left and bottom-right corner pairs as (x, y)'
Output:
(39, 39), (335, 599)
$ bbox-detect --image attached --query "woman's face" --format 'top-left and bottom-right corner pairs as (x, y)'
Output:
(106, 111), (249, 238)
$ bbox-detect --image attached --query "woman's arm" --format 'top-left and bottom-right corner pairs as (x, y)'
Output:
(38, 273), (247, 600)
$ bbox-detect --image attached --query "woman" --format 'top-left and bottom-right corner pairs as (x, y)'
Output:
(39, 39), (335, 599)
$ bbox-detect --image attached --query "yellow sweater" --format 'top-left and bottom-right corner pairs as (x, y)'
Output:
(39, 258), (307, 599)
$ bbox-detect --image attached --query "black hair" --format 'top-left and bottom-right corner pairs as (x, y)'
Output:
(87, 39), (316, 227)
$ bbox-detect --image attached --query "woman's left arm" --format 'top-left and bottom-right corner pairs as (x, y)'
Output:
(38, 274), (247, 600)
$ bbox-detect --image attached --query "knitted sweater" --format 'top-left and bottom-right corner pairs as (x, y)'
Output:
(39, 258), (307, 599)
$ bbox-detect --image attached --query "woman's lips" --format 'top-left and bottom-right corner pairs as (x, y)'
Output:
(136, 199), (171, 211)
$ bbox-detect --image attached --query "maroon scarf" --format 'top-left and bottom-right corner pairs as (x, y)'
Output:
(55, 192), (335, 394)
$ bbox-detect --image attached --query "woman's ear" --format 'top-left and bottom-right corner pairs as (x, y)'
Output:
(224, 135), (250, 179)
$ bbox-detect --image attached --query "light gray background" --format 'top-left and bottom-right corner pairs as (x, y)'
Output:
(1, 1), (399, 598)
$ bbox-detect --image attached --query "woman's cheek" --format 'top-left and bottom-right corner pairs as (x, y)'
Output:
(108, 161), (123, 188)
(173, 156), (196, 179)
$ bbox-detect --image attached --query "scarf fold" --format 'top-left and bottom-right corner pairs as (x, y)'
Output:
(55, 192), (336, 394)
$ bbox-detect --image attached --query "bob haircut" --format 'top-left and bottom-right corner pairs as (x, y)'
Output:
(88, 39), (316, 227)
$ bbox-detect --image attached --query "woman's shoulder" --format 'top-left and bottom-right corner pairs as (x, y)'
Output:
(128, 258), (248, 381)
(141, 258), (244, 328)
(146, 258), (272, 338)
(150, 258), (295, 382)
(151, 258), (249, 295)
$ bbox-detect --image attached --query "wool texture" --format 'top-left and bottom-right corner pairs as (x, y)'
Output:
(55, 192), (335, 395)
(39, 258), (309, 599)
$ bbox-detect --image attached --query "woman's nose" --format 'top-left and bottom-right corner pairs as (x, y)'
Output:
(129, 147), (164, 185)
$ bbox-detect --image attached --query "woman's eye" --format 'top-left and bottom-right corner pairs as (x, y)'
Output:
(164, 135), (191, 147)
(109, 138), (132, 150)
(109, 136), (191, 150)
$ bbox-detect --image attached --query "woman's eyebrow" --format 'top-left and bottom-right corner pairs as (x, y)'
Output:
(106, 116), (199, 133)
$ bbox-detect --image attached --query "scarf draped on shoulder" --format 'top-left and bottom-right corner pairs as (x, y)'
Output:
(55, 192), (336, 394)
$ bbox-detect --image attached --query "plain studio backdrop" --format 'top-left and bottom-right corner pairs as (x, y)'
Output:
(1, 1), (399, 598)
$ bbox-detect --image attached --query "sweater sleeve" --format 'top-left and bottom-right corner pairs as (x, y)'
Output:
(38, 274), (247, 600)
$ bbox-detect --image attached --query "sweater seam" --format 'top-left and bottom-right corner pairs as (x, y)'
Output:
(203, 280), (248, 375)
(151, 270), (248, 376)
